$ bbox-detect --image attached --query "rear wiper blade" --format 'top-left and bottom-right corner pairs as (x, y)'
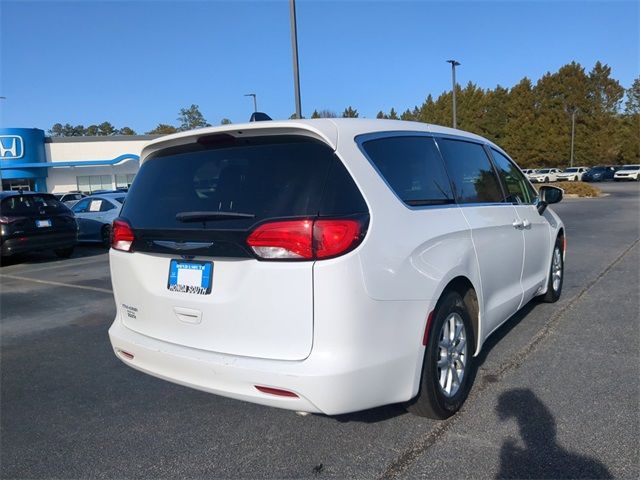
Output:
(176, 211), (255, 222)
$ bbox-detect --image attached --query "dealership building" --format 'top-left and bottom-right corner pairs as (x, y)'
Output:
(0, 128), (157, 194)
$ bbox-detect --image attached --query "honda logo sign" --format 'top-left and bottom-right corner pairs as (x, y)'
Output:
(0, 135), (25, 159)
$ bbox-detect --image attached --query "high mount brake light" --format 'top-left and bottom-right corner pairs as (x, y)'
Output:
(111, 219), (135, 252)
(247, 219), (363, 260)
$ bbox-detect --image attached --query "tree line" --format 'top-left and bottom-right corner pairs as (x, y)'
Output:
(49, 61), (639, 167)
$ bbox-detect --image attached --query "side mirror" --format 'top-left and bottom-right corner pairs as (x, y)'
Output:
(537, 185), (563, 214)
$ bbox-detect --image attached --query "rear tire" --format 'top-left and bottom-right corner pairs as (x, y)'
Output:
(406, 291), (476, 419)
(101, 225), (111, 248)
(540, 238), (563, 303)
(55, 247), (74, 258)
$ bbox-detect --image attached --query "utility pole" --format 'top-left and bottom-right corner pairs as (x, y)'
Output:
(289, 0), (302, 119)
(446, 60), (460, 129)
(244, 93), (257, 113)
(570, 109), (577, 167)
(0, 96), (5, 189)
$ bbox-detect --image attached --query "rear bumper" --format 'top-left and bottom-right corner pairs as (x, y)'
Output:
(109, 317), (420, 416)
(1, 232), (77, 256)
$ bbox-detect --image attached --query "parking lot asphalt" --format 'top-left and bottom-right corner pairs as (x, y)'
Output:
(1, 181), (638, 479)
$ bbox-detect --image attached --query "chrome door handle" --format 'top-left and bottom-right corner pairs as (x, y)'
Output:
(522, 219), (531, 229)
(512, 219), (524, 229)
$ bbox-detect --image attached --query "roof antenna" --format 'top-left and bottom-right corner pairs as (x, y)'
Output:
(250, 112), (272, 122)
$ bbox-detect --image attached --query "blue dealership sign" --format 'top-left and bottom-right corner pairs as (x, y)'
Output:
(0, 128), (48, 191)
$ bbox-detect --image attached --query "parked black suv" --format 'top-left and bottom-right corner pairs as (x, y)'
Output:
(582, 166), (617, 182)
(0, 191), (78, 260)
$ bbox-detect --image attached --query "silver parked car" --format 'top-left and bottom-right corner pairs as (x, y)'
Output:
(71, 193), (125, 246)
(54, 192), (86, 208)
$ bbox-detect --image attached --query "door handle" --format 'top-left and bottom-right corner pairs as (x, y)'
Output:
(522, 219), (531, 229)
(512, 219), (524, 229)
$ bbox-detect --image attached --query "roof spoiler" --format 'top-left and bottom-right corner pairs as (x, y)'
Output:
(249, 112), (272, 122)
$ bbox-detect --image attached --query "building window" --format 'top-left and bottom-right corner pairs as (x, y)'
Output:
(115, 174), (136, 189)
(76, 175), (112, 194)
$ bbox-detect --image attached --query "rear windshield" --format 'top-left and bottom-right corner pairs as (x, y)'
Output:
(565, 168), (578, 172)
(538, 169), (550, 173)
(1, 195), (68, 215)
(121, 135), (366, 230)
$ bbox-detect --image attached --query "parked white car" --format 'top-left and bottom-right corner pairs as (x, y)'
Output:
(108, 119), (565, 419)
(522, 169), (537, 178)
(613, 164), (640, 181)
(556, 167), (589, 182)
(529, 168), (562, 183)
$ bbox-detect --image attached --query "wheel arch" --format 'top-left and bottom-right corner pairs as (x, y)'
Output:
(434, 275), (481, 356)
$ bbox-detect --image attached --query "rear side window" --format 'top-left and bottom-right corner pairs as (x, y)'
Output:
(436, 138), (503, 204)
(490, 149), (537, 204)
(360, 136), (454, 206)
(1, 195), (67, 215)
(122, 136), (362, 230)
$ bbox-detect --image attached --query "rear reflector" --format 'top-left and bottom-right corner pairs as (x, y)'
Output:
(117, 349), (134, 360)
(111, 219), (135, 252)
(255, 386), (299, 398)
(422, 310), (435, 346)
(247, 218), (363, 261)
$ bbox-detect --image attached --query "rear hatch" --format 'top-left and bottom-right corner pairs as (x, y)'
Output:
(0, 194), (76, 241)
(111, 133), (368, 360)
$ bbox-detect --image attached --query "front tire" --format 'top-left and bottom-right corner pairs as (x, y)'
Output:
(406, 291), (476, 419)
(540, 238), (564, 303)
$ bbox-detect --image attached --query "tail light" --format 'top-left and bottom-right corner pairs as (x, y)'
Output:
(0, 216), (26, 224)
(111, 219), (135, 252)
(247, 218), (364, 260)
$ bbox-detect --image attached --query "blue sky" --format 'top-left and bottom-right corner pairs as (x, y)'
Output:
(1, 0), (638, 133)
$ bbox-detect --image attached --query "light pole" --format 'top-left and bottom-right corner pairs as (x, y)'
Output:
(289, 0), (302, 119)
(244, 93), (257, 113)
(570, 109), (578, 168)
(0, 97), (5, 188)
(446, 60), (460, 129)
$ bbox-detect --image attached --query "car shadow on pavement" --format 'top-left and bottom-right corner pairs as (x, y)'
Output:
(332, 403), (408, 423)
(0, 244), (107, 267)
(495, 388), (612, 479)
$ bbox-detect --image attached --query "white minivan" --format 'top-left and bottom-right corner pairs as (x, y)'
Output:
(108, 119), (565, 419)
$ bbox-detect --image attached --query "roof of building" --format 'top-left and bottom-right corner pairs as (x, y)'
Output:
(45, 134), (160, 143)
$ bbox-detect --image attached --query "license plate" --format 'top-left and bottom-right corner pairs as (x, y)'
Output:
(167, 260), (213, 295)
(36, 219), (51, 228)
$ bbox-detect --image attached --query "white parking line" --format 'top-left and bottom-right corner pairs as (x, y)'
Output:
(0, 274), (112, 294)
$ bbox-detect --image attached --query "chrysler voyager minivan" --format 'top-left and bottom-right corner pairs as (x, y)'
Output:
(108, 119), (564, 419)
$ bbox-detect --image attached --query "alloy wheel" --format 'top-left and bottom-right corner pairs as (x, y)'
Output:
(437, 313), (467, 397)
(552, 246), (563, 292)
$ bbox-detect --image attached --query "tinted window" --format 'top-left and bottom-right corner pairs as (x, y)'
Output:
(122, 136), (354, 230)
(1, 194), (67, 215)
(100, 200), (117, 212)
(361, 136), (454, 206)
(490, 149), (537, 204)
(73, 198), (91, 213)
(319, 159), (368, 216)
(436, 138), (503, 203)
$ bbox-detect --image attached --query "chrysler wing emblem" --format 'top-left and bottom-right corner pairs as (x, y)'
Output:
(153, 240), (214, 251)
